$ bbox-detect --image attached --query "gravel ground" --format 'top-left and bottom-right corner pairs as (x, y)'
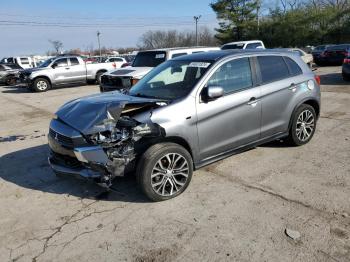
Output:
(0, 66), (349, 262)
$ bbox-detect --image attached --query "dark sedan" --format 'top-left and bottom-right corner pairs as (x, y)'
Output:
(312, 45), (334, 65)
(318, 44), (350, 66)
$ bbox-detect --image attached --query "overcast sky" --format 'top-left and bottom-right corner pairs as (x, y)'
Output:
(0, 0), (221, 57)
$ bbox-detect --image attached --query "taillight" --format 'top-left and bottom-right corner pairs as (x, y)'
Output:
(314, 75), (321, 85)
(344, 58), (350, 64)
(130, 78), (139, 86)
(121, 63), (129, 68)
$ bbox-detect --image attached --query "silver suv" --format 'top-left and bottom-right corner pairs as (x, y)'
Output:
(48, 50), (321, 201)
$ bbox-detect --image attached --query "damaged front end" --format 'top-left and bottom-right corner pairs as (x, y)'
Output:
(48, 92), (166, 188)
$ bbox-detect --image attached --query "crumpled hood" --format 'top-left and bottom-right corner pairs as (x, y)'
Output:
(56, 92), (164, 135)
(104, 67), (153, 79)
(23, 67), (48, 74)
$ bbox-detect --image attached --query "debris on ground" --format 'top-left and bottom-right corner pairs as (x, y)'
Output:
(285, 228), (301, 240)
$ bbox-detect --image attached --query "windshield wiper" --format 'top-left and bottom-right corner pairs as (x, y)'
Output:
(132, 93), (160, 99)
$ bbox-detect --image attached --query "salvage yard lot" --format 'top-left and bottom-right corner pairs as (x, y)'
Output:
(0, 66), (349, 262)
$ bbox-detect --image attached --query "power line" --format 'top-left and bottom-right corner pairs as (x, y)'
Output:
(0, 19), (216, 29)
(0, 13), (216, 21)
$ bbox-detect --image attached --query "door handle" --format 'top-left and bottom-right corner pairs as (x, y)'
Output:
(247, 97), (259, 106)
(65, 67), (70, 70)
(288, 83), (297, 91)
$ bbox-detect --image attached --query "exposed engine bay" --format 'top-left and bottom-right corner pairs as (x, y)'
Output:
(49, 92), (167, 188)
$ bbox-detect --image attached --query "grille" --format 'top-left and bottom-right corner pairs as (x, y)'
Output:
(49, 128), (74, 148)
(101, 75), (130, 89)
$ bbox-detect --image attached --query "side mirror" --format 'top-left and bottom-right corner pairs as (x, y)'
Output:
(51, 63), (57, 69)
(202, 86), (224, 101)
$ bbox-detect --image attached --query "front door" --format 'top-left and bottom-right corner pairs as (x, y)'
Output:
(196, 57), (261, 161)
(52, 58), (70, 85)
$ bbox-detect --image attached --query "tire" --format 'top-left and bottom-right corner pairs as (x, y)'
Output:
(32, 78), (51, 92)
(96, 71), (104, 85)
(5, 76), (16, 86)
(343, 73), (350, 81)
(136, 143), (193, 202)
(287, 104), (317, 146)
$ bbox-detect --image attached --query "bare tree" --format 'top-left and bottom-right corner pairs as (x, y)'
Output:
(138, 27), (217, 49)
(49, 40), (63, 54)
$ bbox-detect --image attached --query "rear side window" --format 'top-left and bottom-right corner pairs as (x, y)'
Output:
(171, 53), (187, 58)
(207, 57), (253, 94)
(246, 43), (262, 49)
(132, 51), (166, 67)
(257, 56), (290, 83)
(284, 57), (302, 76)
(20, 58), (29, 64)
(70, 58), (80, 66)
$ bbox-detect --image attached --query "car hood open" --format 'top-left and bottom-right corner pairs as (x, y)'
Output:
(56, 92), (165, 135)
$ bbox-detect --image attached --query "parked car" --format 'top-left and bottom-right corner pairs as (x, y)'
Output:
(342, 56), (350, 81)
(318, 44), (350, 66)
(99, 47), (220, 92)
(0, 63), (22, 85)
(102, 57), (126, 64)
(312, 45), (334, 65)
(0, 56), (36, 69)
(20, 55), (118, 92)
(275, 48), (313, 68)
(48, 50), (320, 201)
(221, 40), (265, 50)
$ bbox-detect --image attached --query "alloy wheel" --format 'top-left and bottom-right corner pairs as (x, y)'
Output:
(151, 153), (189, 197)
(296, 109), (315, 142)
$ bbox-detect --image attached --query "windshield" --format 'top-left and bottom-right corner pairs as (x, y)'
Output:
(132, 51), (166, 67)
(129, 60), (212, 100)
(222, 44), (244, 50)
(39, 58), (55, 68)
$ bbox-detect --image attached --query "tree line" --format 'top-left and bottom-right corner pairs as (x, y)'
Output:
(138, 0), (349, 49)
(211, 0), (350, 47)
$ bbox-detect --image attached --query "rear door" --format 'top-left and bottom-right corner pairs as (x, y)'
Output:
(257, 55), (304, 137)
(196, 57), (261, 160)
(67, 57), (86, 83)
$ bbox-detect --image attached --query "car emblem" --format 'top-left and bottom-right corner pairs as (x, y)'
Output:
(55, 133), (59, 141)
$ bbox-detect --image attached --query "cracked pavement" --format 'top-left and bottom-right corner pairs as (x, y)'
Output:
(0, 66), (349, 262)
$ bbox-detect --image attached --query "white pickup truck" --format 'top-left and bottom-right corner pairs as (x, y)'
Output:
(20, 55), (118, 92)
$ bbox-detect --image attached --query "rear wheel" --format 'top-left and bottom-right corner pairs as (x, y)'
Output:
(287, 104), (317, 146)
(32, 78), (51, 92)
(343, 73), (350, 81)
(96, 71), (105, 85)
(136, 143), (193, 201)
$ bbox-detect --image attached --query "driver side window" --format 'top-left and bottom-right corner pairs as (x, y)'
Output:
(54, 58), (68, 68)
(207, 57), (253, 94)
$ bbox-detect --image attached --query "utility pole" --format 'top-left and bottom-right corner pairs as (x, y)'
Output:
(97, 31), (101, 60)
(194, 15), (201, 46)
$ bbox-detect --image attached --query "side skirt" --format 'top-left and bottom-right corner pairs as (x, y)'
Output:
(194, 132), (289, 170)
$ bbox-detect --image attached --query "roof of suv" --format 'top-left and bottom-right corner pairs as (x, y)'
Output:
(140, 46), (219, 52)
(172, 49), (297, 62)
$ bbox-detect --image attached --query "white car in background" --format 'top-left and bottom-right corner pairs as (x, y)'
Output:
(0, 56), (36, 69)
(221, 40), (265, 50)
(100, 46), (220, 92)
(102, 57), (127, 68)
(275, 48), (314, 68)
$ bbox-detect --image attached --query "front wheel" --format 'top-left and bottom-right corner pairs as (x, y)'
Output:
(32, 78), (51, 92)
(136, 143), (193, 201)
(5, 76), (17, 86)
(287, 104), (317, 146)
